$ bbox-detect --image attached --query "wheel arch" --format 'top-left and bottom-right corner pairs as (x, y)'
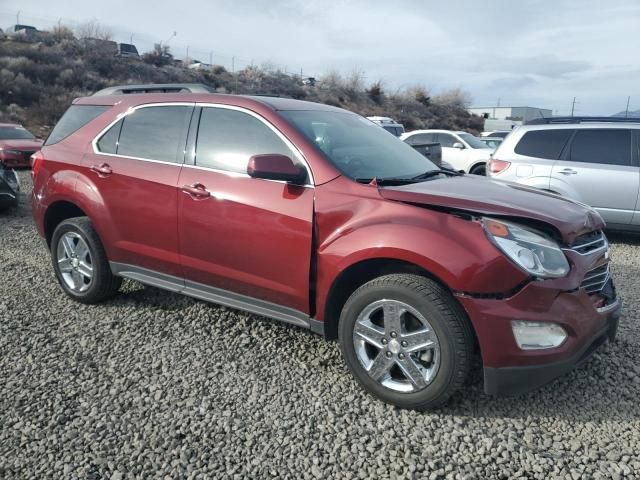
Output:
(321, 257), (475, 346)
(44, 200), (87, 247)
(469, 160), (487, 174)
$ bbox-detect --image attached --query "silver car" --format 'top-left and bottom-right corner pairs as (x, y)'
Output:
(488, 118), (640, 231)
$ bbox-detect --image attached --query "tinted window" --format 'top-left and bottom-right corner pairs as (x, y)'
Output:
(406, 133), (435, 145)
(437, 134), (457, 147)
(96, 120), (122, 154)
(0, 126), (35, 140)
(458, 133), (489, 149)
(117, 106), (192, 163)
(281, 110), (437, 181)
(196, 108), (294, 174)
(45, 105), (109, 145)
(569, 129), (631, 166)
(514, 129), (572, 160)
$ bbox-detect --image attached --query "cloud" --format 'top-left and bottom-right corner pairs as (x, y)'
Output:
(0, 0), (638, 114)
(483, 56), (592, 79)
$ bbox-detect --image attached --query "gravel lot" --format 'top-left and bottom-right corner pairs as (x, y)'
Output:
(1, 171), (639, 479)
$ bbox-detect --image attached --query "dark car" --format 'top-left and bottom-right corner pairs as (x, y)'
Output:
(0, 163), (19, 211)
(0, 123), (43, 168)
(31, 84), (621, 409)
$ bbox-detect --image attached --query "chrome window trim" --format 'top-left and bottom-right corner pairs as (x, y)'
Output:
(91, 102), (195, 164)
(90, 101), (315, 187)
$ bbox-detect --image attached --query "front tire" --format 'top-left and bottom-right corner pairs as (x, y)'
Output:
(470, 164), (486, 176)
(338, 274), (474, 410)
(51, 217), (121, 304)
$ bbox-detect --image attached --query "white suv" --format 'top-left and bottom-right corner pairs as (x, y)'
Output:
(488, 117), (640, 230)
(400, 129), (493, 175)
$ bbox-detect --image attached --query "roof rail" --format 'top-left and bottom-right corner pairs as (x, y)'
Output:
(525, 116), (640, 125)
(92, 83), (215, 96)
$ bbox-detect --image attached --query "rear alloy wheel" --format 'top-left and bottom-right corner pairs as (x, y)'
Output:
(339, 274), (474, 410)
(56, 232), (94, 293)
(51, 217), (122, 304)
(470, 164), (486, 176)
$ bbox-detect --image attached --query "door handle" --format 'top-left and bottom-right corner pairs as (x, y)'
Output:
(559, 168), (577, 175)
(89, 163), (113, 177)
(181, 183), (211, 199)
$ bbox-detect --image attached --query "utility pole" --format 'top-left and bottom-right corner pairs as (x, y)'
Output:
(209, 51), (213, 65)
(570, 97), (576, 117)
(16, 10), (20, 25)
(186, 45), (189, 63)
(625, 96), (631, 117)
(130, 33), (134, 44)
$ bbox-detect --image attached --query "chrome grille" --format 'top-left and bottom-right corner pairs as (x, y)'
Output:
(581, 264), (610, 294)
(568, 230), (607, 255)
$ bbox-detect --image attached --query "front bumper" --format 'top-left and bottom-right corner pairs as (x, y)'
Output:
(0, 154), (33, 168)
(483, 299), (620, 396)
(457, 274), (621, 396)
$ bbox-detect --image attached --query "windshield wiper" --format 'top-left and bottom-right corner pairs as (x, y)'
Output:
(355, 168), (463, 186)
(411, 168), (463, 180)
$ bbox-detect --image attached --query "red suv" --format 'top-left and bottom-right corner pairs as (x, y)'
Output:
(0, 122), (43, 168)
(32, 84), (621, 409)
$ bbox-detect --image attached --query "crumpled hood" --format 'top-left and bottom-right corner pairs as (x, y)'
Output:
(379, 175), (604, 243)
(0, 139), (43, 151)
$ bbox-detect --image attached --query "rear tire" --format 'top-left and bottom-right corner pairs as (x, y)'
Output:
(338, 274), (474, 410)
(51, 217), (121, 304)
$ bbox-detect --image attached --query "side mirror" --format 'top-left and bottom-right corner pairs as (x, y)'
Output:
(452, 142), (465, 149)
(247, 154), (306, 185)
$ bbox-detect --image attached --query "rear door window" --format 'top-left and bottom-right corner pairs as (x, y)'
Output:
(514, 129), (572, 159)
(116, 106), (192, 163)
(569, 129), (632, 166)
(45, 105), (110, 145)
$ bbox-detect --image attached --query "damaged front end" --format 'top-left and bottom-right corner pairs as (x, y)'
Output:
(0, 164), (20, 211)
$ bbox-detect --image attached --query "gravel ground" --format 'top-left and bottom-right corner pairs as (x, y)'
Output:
(1, 171), (639, 480)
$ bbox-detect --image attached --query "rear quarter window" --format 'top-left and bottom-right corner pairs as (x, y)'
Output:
(45, 105), (110, 146)
(514, 129), (572, 160)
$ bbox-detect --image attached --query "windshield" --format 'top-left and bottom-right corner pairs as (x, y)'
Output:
(280, 110), (437, 180)
(0, 126), (35, 140)
(459, 133), (490, 149)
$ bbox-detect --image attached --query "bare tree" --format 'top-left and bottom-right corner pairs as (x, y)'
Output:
(432, 87), (472, 108)
(75, 20), (112, 40)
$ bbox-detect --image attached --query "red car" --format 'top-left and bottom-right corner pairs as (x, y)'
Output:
(31, 84), (621, 409)
(0, 123), (43, 168)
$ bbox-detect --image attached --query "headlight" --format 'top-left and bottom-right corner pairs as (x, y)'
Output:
(482, 218), (570, 278)
(511, 320), (567, 350)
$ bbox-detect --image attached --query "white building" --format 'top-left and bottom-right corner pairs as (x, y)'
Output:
(468, 106), (553, 131)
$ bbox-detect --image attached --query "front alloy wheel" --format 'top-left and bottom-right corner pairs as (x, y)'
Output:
(339, 274), (474, 410)
(353, 299), (440, 393)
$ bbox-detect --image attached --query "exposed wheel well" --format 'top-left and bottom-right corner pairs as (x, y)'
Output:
(469, 162), (487, 174)
(44, 201), (87, 246)
(323, 258), (474, 343)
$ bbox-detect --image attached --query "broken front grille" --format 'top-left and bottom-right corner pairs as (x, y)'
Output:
(581, 264), (610, 294)
(568, 230), (607, 255)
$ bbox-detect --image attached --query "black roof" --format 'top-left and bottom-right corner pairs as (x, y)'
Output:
(526, 116), (640, 125)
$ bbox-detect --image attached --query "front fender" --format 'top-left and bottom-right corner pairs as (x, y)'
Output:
(314, 203), (528, 321)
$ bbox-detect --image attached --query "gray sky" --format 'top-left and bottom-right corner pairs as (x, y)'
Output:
(2, 0), (639, 115)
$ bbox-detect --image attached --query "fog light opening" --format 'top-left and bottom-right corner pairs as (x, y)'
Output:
(511, 320), (567, 350)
